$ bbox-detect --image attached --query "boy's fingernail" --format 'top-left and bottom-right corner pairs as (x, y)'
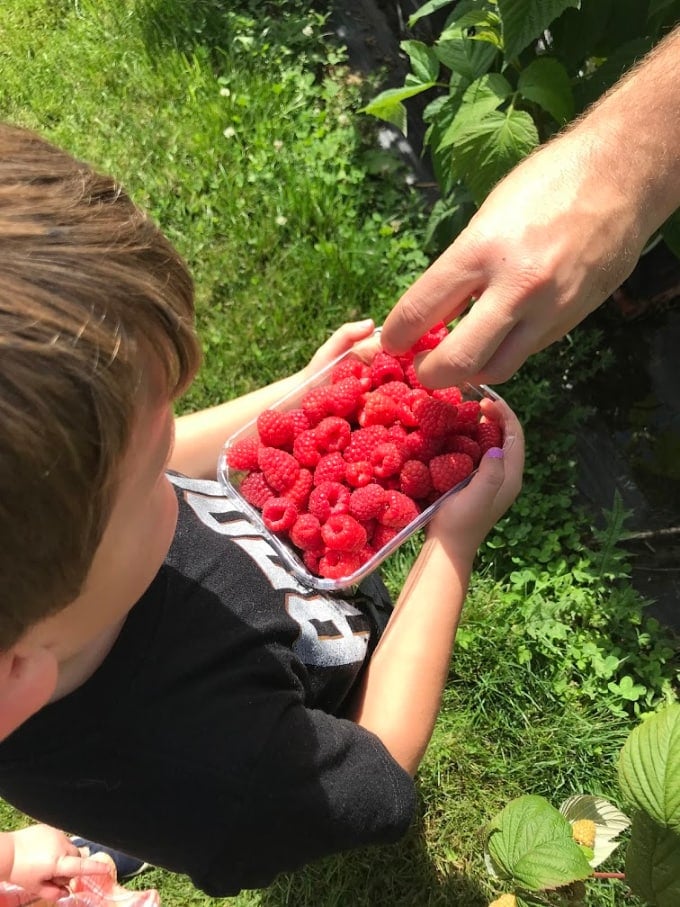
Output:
(485, 447), (504, 459)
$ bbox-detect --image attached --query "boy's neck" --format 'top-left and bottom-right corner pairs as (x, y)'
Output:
(50, 618), (126, 701)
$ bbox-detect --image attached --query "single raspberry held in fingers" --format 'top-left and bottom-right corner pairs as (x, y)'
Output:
(400, 459), (432, 499)
(257, 410), (296, 448)
(290, 513), (323, 551)
(429, 452), (474, 493)
(240, 471), (275, 509)
(321, 513), (368, 552)
(262, 497), (298, 532)
(226, 436), (260, 470)
(257, 446), (300, 492)
(410, 321), (449, 353)
(308, 481), (351, 521)
(349, 483), (387, 521)
(380, 490), (419, 529)
(477, 419), (503, 452)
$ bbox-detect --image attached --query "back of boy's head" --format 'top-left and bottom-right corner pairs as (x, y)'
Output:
(0, 123), (202, 650)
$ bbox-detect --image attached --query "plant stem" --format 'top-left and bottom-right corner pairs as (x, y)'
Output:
(593, 871), (626, 880)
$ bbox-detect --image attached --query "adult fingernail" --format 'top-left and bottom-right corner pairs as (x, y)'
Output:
(485, 447), (504, 459)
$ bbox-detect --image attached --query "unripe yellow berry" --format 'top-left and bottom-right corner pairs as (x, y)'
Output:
(488, 895), (517, 907)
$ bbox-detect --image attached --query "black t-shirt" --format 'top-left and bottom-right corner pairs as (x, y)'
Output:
(0, 474), (415, 896)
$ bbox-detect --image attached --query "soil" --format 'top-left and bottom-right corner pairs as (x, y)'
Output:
(326, 0), (680, 631)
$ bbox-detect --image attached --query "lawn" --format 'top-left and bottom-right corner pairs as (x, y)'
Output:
(0, 1), (677, 905)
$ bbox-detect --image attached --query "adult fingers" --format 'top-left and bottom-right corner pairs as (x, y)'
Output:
(54, 853), (115, 879)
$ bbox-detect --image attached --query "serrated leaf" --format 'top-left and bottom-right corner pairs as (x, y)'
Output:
(618, 703), (680, 834)
(436, 24), (499, 83)
(451, 107), (539, 205)
(487, 795), (593, 890)
(455, 10), (503, 49)
(401, 40), (441, 83)
(438, 73), (513, 150)
(518, 57), (574, 124)
(626, 810), (680, 907)
(662, 210), (680, 260)
(361, 83), (437, 135)
(559, 795), (630, 866)
(497, 0), (581, 61)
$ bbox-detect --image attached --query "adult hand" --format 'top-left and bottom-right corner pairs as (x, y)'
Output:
(381, 133), (642, 388)
(303, 319), (377, 377)
(6, 824), (112, 901)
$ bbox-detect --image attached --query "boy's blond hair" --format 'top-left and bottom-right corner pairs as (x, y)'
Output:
(0, 124), (202, 649)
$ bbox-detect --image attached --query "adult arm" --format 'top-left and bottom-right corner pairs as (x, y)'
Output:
(347, 397), (524, 774)
(381, 25), (680, 388)
(169, 319), (376, 479)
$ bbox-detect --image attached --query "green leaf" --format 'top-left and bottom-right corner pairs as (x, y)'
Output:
(401, 40), (441, 83)
(608, 674), (647, 702)
(518, 57), (574, 125)
(450, 107), (539, 205)
(455, 10), (504, 49)
(626, 811), (680, 907)
(361, 83), (438, 135)
(618, 703), (680, 834)
(559, 795), (630, 867)
(436, 23), (499, 83)
(497, 0), (581, 61)
(486, 795), (594, 890)
(438, 73), (513, 150)
(662, 210), (680, 260)
(408, 0), (458, 27)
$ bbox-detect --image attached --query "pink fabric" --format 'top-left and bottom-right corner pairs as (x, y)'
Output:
(0, 872), (160, 906)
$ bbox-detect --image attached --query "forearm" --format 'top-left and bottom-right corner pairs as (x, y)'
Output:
(562, 25), (680, 242)
(0, 833), (15, 882)
(348, 537), (474, 775)
(170, 370), (306, 479)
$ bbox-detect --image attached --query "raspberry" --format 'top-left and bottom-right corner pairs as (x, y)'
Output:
(288, 407), (311, 438)
(345, 460), (373, 487)
(318, 549), (363, 580)
(370, 442), (404, 479)
(455, 400), (481, 431)
(358, 391), (401, 427)
(413, 396), (458, 439)
(226, 436), (260, 471)
(293, 429), (324, 468)
(372, 524), (398, 549)
(432, 386), (463, 407)
(257, 409), (295, 448)
(315, 416), (351, 453)
(400, 459), (432, 499)
(321, 513), (367, 552)
(308, 481), (351, 521)
(344, 425), (388, 462)
(429, 452), (474, 493)
(257, 446), (300, 492)
(410, 321), (449, 353)
(476, 418), (503, 452)
(378, 380), (411, 402)
(262, 497), (298, 532)
(370, 351), (404, 387)
(446, 434), (481, 465)
(331, 357), (372, 391)
(402, 430), (442, 463)
(403, 359), (425, 389)
(302, 550), (321, 574)
(386, 423), (409, 444)
(327, 377), (363, 418)
(349, 483), (387, 521)
(240, 471), (274, 509)
(313, 451), (346, 485)
(290, 513), (323, 551)
(284, 468), (313, 509)
(380, 490), (420, 529)
(300, 386), (335, 425)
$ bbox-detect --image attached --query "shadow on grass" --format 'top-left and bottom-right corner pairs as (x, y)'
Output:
(257, 799), (490, 907)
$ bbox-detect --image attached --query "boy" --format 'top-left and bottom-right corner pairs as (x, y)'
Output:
(0, 123), (524, 896)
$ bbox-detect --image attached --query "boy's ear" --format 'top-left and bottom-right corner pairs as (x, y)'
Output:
(0, 646), (58, 741)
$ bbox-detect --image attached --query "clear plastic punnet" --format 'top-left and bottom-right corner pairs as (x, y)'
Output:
(218, 328), (503, 592)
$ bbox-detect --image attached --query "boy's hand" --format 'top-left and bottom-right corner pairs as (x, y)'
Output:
(303, 319), (376, 378)
(7, 824), (113, 901)
(428, 396), (524, 559)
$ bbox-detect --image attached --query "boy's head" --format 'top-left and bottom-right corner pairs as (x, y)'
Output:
(0, 123), (201, 652)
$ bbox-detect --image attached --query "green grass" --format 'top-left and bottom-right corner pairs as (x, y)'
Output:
(0, 2), (673, 905)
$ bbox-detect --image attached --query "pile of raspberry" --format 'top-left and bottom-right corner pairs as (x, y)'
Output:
(226, 322), (502, 580)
